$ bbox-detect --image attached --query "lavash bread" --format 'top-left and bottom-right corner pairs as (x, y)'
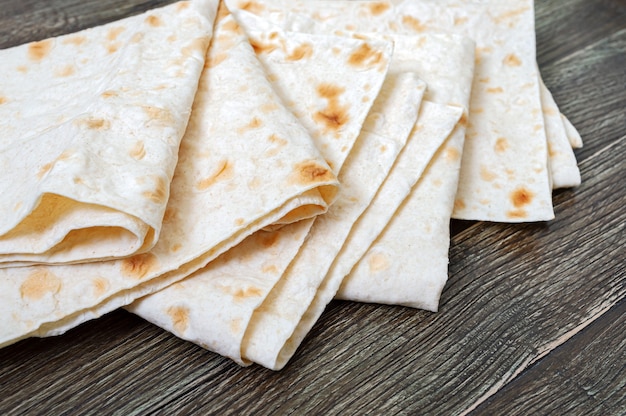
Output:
(226, 0), (582, 222)
(0, 3), (340, 348)
(0, 0), (215, 267)
(129, 10), (396, 367)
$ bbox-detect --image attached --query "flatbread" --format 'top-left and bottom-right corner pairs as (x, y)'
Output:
(0, 4), (339, 348)
(227, 0), (583, 222)
(0, 0), (214, 267)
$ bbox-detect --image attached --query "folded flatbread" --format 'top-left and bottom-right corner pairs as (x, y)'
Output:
(0, 0), (214, 267)
(0, 3), (339, 348)
(227, 0), (582, 222)
(130, 8), (396, 366)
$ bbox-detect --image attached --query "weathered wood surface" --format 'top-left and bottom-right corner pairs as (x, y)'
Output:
(1, 0), (625, 415)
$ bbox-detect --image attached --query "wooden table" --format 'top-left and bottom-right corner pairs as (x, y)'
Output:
(1, 1), (624, 414)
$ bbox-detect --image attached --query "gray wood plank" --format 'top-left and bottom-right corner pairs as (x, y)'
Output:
(471, 298), (626, 416)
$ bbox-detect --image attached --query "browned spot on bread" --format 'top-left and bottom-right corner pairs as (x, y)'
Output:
(380, 145), (387, 153)
(250, 38), (277, 55)
(196, 160), (234, 190)
(167, 306), (190, 334)
(503, 53), (522, 67)
(459, 112), (469, 128)
(207, 52), (228, 68)
(182, 36), (210, 58)
(313, 83), (350, 131)
(92, 277), (109, 298)
(230, 318), (242, 334)
(221, 19), (240, 32)
(444, 146), (461, 162)
(493, 7), (530, 24)
(260, 102), (279, 114)
(176, 1), (190, 11)
(235, 218), (245, 226)
(0, 96), (7, 105)
(107, 43), (120, 54)
(260, 231), (280, 248)
(170, 243), (182, 253)
(143, 176), (168, 204)
(510, 187), (534, 208)
(167, 34), (177, 43)
(28, 40), (53, 61)
(16, 65), (28, 73)
(239, 0), (265, 14)
(121, 253), (159, 279)
(348, 43), (384, 67)
(487, 86), (504, 94)
(237, 117), (263, 134)
(129, 141), (146, 160)
(232, 286), (263, 302)
(543, 107), (557, 116)
(402, 15), (426, 32)
(369, 2), (390, 15)
(368, 252), (390, 272)
(101, 90), (118, 99)
(37, 162), (54, 179)
(495, 137), (509, 153)
(454, 16), (469, 26)
(454, 199), (466, 211)
(20, 269), (62, 301)
(131, 32), (144, 44)
(107, 27), (125, 41)
(145, 15), (163, 27)
(55, 64), (75, 77)
(142, 106), (174, 124)
(268, 134), (288, 146)
(290, 160), (335, 186)
(287, 42), (313, 61)
(78, 117), (110, 130)
(507, 209), (528, 219)
(262, 264), (279, 274)
(63, 35), (86, 46)
(480, 165), (497, 182)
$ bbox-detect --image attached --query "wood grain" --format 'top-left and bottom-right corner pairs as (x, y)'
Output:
(0, 0), (624, 415)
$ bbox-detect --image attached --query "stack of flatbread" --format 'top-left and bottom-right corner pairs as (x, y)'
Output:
(0, 0), (581, 370)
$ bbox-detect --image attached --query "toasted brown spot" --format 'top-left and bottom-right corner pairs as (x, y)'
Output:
(0, 96), (7, 105)
(368, 252), (390, 273)
(454, 16), (469, 26)
(402, 15), (426, 32)
(16, 65), (28, 73)
(143, 176), (168, 204)
(262, 264), (279, 274)
(507, 209), (528, 219)
(479, 77), (490, 83)
(92, 278), (110, 298)
(28, 40), (53, 61)
(348, 43), (384, 67)
(503, 53), (522, 67)
(167, 34), (177, 43)
(454, 199), (466, 211)
(170, 243), (183, 253)
(250, 39), (277, 55)
(207, 52), (228, 68)
(163, 207), (178, 224)
(176, 1), (190, 11)
(313, 83), (350, 131)
(20, 269), (62, 301)
(290, 160), (335, 186)
(101, 90), (118, 99)
(260, 231), (280, 248)
(143, 106), (174, 124)
(380, 145), (387, 153)
(106, 43), (120, 54)
(459, 112), (469, 128)
(543, 107), (557, 116)
(230, 318), (242, 334)
(131, 32), (144, 44)
(233, 286), (263, 302)
(493, 7), (530, 24)
(13, 201), (23, 212)
(79, 117), (111, 130)
(221, 19), (240, 32)
(55, 64), (75, 77)
(196, 160), (234, 190)
(121, 253), (159, 279)
(268, 134), (288, 146)
(248, 177), (262, 190)
(480, 165), (497, 182)
(239, 0), (265, 14)
(445, 146), (461, 162)
(495, 137), (509, 153)
(369, 2), (390, 15)
(145, 15), (163, 27)
(63, 35), (86, 46)
(107, 27), (126, 41)
(37, 162), (54, 179)
(129, 141), (146, 160)
(487, 86), (504, 94)
(235, 218), (245, 226)
(182, 36), (210, 58)
(287, 42), (314, 61)
(260, 102), (279, 114)
(510, 187), (534, 208)
(167, 306), (190, 334)
(534, 124), (544, 132)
